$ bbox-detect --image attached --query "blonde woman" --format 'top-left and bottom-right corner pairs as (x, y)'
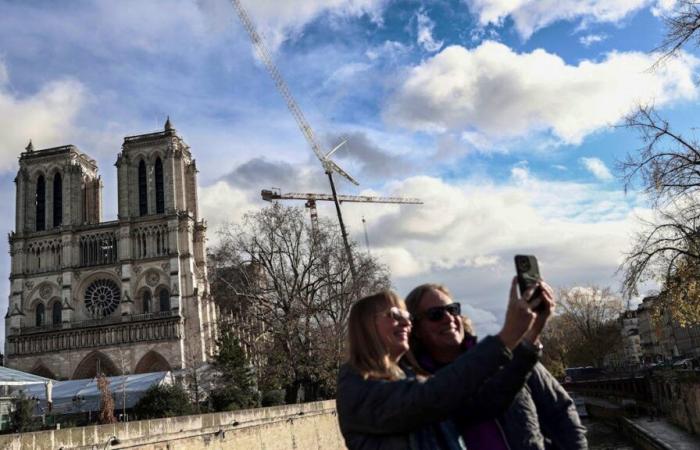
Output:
(336, 279), (542, 450)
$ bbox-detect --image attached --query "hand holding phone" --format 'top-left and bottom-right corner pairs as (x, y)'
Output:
(514, 255), (545, 312)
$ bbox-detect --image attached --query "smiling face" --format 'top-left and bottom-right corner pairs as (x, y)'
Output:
(374, 305), (412, 361)
(415, 288), (465, 360)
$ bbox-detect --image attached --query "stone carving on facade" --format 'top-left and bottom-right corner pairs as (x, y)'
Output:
(25, 281), (34, 289)
(61, 297), (74, 310)
(56, 276), (62, 285)
(146, 271), (160, 287)
(133, 265), (142, 274)
(74, 270), (81, 280)
(39, 284), (52, 300)
(160, 262), (169, 271)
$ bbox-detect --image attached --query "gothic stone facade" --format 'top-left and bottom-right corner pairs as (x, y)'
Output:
(4, 121), (217, 379)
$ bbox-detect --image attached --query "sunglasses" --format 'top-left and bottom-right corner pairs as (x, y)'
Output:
(380, 306), (412, 323)
(418, 303), (461, 322)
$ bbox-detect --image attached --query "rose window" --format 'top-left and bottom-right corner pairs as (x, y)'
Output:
(84, 279), (120, 317)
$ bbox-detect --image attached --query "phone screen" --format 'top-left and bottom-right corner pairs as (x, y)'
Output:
(514, 255), (544, 310)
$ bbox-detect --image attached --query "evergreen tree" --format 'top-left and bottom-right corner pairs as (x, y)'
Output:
(133, 384), (193, 419)
(210, 332), (260, 411)
(10, 393), (35, 432)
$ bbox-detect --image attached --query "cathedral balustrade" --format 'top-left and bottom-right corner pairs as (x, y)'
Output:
(78, 229), (118, 267)
(132, 222), (170, 259)
(6, 311), (181, 356)
(24, 237), (62, 274)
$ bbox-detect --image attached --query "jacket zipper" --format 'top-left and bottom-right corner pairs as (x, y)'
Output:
(495, 419), (512, 450)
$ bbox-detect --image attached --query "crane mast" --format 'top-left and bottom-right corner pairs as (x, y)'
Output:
(231, 0), (359, 278)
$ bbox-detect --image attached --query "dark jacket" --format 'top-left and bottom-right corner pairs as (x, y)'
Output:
(336, 335), (515, 450)
(454, 343), (587, 450)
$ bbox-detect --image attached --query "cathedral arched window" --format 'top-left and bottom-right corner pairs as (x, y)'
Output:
(143, 291), (152, 313)
(53, 172), (62, 227)
(36, 175), (46, 231)
(155, 157), (164, 214)
(138, 160), (148, 216)
(52, 302), (62, 325)
(159, 289), (170, 313)
(35, 303), (45, 327)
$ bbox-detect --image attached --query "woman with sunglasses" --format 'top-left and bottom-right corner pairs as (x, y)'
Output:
(336, 280), (541, 450)
(405, 283), (587, 450)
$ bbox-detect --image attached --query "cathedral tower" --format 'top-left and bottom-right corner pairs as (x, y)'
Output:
(5, 120), (216, 379)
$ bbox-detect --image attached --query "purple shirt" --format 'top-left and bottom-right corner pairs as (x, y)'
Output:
(419, 335), (509, 450)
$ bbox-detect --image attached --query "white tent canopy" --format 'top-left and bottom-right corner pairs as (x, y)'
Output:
(0, 366), (53, 387)
(16, 371), (173, 415)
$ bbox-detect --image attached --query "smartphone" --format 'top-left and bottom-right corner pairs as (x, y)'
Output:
(514, 254), (544, 311)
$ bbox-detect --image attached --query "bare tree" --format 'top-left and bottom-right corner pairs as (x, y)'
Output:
(654, 0), (700, 65)
(618, 106), (700, 323)
(97, 372), (116, 424)
(543, 286), (623, 368)
(209, 204), (389, 402)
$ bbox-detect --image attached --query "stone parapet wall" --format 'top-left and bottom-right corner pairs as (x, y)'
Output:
(0, 400), (346, 450)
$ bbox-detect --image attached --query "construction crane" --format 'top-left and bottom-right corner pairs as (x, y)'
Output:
(261, 188), (423, 238)
(232, 0), (360, 278)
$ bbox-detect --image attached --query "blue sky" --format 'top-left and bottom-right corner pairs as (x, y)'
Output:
(1, 0), (697, 338)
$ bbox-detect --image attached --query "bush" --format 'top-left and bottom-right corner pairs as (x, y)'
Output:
(261, 389), (285, 407)
(10, 393), (36, 432)
(133, 384), (193, 419)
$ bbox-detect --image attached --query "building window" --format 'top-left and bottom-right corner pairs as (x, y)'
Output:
(159, 289), (170, 312)
(155, 157), (164, 214)
(53, 173), (62, 227)
(84, 279), (121, 318)
(36, 175), (46, 231)
(143, 291), (152, 313)
(35, 304), (45, 327)
(138, 160), (147, 216)
(52, 302), (62, 325)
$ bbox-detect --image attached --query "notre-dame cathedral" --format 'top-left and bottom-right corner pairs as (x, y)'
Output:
(4, 119), (217, 379)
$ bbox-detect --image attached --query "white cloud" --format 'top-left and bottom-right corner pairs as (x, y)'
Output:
(385, 42), (699, 145)
(580, 33), (607, 46)
(366, 40), (410, 61)
(351, 170), (649, 333)
(465, 0), (662, 39)
(198, 180), (260, 246)
(0, 63), (86, 172)
(242, 0), (389, 50)
(416, 9), (444, 52)
(581, 157), (613, 181)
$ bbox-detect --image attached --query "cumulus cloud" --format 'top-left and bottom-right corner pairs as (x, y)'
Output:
(465, 0), (662, 39)
(0, 63), (86, 172)
(385, 41), (699, 145)
(198, 180), (260, 246)
(416, 9), (444, 52)
(361, 169), (644, 278)
(352, 169), (649, 334)
(581, 157), (613, 181)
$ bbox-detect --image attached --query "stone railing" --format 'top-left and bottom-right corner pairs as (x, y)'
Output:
(0, 400), (345, 450)
(5, 312), (180, 356)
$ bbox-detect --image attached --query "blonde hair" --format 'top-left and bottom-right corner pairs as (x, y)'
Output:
(404, 283), (475, 357)
(347, 291), (407, 381)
